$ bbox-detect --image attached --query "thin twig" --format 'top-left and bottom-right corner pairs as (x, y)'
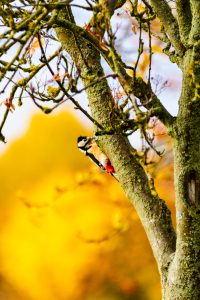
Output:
(148, 21), (152, 84)
(141, 0), (154, 14)
(37, 33), (103, 129)
(134, 18), (143, 79)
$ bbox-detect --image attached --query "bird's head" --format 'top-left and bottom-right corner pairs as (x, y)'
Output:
(77, 136), (91, 150)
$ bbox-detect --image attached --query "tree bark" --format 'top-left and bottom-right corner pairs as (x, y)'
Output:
(163, 47), (200, 300)
(54, 2), (200, 299)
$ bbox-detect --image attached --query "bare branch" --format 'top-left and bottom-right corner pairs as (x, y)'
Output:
(148, 21), (152, 84)
(150, 0), (185, 57)
(134, 18), (144, 79)
(189, 0), (200, 43)
(0, 48), (60, 138)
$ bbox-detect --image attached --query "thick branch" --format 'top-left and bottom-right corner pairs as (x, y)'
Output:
(150, 0), (185, 57)
(54, 4), (176, 271)
(107, 0), (126, 13)
(175, 0), (192, 44)
(189, 0), (200, 43)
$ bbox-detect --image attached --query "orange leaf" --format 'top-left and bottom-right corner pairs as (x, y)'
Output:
(0, 98), (15, 112)
(99, 41), (109, 51)
(25, 37), (44, 57)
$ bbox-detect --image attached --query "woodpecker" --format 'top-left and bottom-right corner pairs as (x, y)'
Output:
(77, 136), (118, 180)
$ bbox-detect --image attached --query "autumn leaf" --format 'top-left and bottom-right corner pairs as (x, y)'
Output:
(0, 98), (15, 112)
(25, 36), (44, 57)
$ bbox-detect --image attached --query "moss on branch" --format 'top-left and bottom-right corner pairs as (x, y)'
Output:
(150, 0), (185, 57)
(175, 0), (192, 44)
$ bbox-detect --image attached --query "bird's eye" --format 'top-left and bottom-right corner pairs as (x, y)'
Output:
(78, 136), (87, 143)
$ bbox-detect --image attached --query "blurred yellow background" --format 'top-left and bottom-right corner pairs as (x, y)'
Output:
(0, 111), (174, 300)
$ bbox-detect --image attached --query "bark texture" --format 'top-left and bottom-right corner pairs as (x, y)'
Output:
(163, 45), (200, 300)
(54, 1), (200, 299)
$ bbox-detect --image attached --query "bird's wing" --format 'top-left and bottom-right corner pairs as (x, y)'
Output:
(85, 151), (106, 171)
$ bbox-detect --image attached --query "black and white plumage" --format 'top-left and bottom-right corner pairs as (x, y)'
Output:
(77, 136), (118, 180)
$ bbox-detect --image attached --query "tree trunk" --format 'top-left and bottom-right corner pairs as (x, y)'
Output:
(162, 49), (200, 300)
